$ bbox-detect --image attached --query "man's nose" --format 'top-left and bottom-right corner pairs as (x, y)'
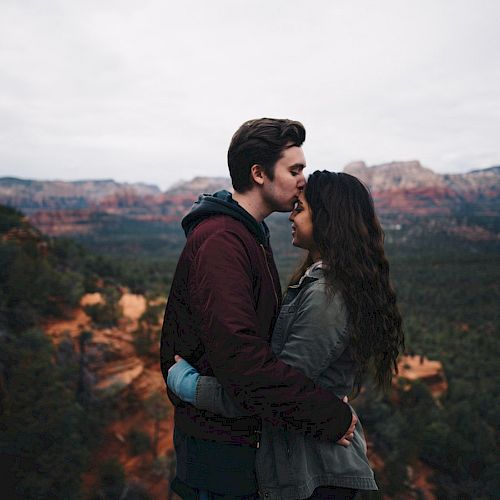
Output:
(297, 172), (306, 189)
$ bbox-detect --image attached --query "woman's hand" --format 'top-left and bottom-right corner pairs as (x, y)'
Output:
(336, 396), (356, 447)
(167, 355), (200, 404)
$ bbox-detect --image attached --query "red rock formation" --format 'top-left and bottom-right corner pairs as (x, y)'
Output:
(396, 354), (448, 399)
(3, 164), (499, 237)
(43, 292), (174, 497)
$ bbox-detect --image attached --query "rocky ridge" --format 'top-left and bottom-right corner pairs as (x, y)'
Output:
(1, 162), (499, 238)
(0, 177), (161, 212)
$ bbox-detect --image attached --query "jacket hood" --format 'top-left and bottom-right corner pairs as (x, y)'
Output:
(181, 190), (270, 246)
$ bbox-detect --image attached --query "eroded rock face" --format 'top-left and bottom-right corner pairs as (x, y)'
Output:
(45, 292), (152, 401)
(397, 354), (448, 399)
(43, 292), (174, 496)
(94, 358), (144, 399)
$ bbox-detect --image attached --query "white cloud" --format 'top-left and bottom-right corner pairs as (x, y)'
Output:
(1, 0), (499, 188)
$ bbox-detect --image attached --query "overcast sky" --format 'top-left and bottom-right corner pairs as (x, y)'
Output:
(1, 0), (499, 189)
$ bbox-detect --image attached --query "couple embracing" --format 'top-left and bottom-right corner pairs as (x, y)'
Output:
(160, 118), (404, 499)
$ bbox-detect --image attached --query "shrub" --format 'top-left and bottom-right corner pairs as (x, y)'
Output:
(128, 430), (152, 456)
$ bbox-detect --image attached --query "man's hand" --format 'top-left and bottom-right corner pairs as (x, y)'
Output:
(336, 396), (357, 447)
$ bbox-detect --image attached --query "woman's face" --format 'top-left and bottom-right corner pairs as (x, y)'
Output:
(289, 191), (316, 251)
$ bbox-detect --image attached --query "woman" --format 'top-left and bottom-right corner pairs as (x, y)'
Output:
(168, 170), (404, 499)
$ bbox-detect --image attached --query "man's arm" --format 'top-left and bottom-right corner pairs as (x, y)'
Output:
(189, 231), (352, 441)
(167, 360), (355, 446)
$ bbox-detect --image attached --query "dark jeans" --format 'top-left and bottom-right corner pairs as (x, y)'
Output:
(171, 477), (259, 500)
(172, 479), (357, 500)
(173, 428), (258, 496)
(307, 486), (358, 499)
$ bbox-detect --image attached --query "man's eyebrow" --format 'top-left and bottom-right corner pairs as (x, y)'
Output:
(290, 163), (306, 170)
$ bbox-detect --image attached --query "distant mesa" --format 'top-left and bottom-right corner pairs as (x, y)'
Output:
(1, 161), (499, 238)
(468, 165), (500, 175)
(166, 176), (232, 195)
(343, 159), (500, 192)
(0, 177), (162, 212)
(344, 160), (446, 190)
(342, 160), (500, 217)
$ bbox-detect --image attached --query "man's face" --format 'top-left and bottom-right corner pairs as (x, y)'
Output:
(262, 145), (306, 213)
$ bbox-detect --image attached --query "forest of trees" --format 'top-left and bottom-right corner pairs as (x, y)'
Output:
(371, 247), (499, 497)
(0, 205), (498, 498)
(0, 207), (170, 498)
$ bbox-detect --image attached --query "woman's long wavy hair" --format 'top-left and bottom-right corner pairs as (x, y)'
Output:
(289, 170), (404, 394)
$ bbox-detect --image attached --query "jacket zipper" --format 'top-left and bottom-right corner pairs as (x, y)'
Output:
(260, 244), (279, 313)
(257, 246), (280, 498)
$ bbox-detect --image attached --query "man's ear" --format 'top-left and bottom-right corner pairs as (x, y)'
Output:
(250, 164), (266, 186)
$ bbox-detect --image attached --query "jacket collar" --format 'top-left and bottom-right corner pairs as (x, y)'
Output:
(181, 189), (270, 246)
(289, 260), (324, 288)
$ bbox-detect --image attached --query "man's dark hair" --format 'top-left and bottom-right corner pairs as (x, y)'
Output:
(227, 118), (306, 192)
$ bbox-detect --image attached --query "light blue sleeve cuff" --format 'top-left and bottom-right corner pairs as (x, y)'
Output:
(166, 359), (200, 404)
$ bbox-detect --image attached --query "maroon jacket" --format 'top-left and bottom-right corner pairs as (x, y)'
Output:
(160, 191), (352, 447)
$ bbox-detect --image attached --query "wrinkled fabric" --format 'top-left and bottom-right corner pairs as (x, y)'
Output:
(194, 268), (378, 498)
(161, 192), (353, 496)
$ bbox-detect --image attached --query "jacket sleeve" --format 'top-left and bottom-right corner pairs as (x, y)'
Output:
(189, 231), (352, 441)
(193, 284), (348, 418)
(195, 376), (253, 418)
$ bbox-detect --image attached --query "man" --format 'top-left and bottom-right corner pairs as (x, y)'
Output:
(160, 118), (355, 499)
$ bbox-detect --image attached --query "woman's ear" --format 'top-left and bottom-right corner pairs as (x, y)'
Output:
(250, 164), (265, 186)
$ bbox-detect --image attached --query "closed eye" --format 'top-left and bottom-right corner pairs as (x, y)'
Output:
(290, 164), (305, 177)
